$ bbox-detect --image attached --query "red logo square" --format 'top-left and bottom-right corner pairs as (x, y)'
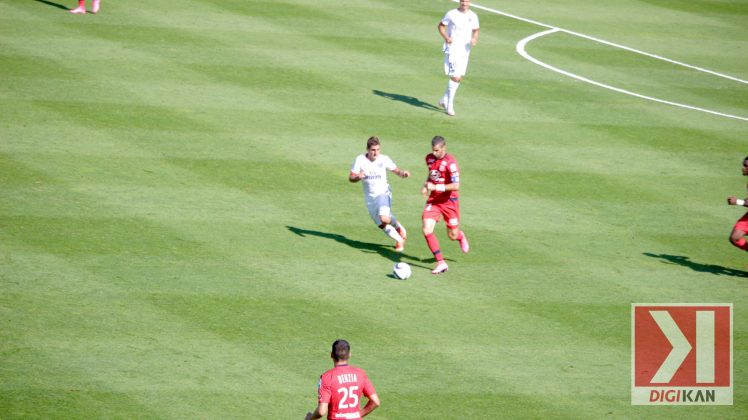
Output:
(631, 304), (732, 405)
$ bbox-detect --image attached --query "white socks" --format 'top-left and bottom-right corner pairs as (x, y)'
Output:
(447, 79), (460, 112)
(383, 224), (404, 243)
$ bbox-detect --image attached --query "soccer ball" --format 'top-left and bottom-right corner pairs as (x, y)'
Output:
(393, 262), (411, 280)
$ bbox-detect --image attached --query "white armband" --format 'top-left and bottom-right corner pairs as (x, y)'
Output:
(737, 199), (746, 206)
(436, 184), (446, 192)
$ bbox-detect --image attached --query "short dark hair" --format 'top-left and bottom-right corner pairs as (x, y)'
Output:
(367, 136), (380, 150)
(432, 135), (445, 147)
(331, 339), (351, 362)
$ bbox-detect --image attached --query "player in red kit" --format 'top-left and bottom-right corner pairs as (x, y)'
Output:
(726, 156), (748, 252)
(421, 135), (470, 274)
(305, 339), (380, 420)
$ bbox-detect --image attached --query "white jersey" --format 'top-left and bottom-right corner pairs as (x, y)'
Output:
(351, 154), (397, 198)
(441, 8), (479, 57)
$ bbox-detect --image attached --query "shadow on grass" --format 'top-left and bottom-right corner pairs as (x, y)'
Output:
(372, 90), (442, 112)
(33, 0), (70, 10)
(643, 253), (748, 278)
(287, 226), (434, 270)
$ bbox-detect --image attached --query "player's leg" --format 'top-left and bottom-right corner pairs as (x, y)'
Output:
(443, 200), (469, 253)
(729, 228), (748, 250)
(447, 226), (469, 253)
(370, 195), (404, 250)
(92, 0), (101, 13)
(440, 56), (451, 109)
(730, 215), (748, 251)
(441, 57), (460, 116)
(389, 213), (407, 244)
(70, 0), (86, 13)
(443, 54), (469, 116)
(446, 76), (461, 116)
(380, 213), (405, 251)
(423, 205), (448, 274)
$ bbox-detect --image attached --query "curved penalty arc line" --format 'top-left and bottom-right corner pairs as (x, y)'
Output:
(515, 28), (748, 122)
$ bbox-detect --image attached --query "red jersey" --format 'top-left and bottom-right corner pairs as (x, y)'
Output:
(425, 152), (460, 204)
(318, 364), (376, 420)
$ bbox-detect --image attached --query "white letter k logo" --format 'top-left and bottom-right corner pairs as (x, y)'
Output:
(649, 311), (692, 383)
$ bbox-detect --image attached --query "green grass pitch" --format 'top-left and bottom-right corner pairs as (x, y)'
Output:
(1, 0), (747, 418)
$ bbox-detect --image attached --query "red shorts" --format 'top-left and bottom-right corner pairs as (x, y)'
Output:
(423, 199), (460, 229)
(735, 212), (748, 232)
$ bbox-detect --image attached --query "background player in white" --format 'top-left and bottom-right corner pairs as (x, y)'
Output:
(350, 137), (410, 252)
(438, 0), (480, 116)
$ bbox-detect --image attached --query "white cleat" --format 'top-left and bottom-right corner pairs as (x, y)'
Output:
(69, 6), (86, 14)
(431, 261), (449, 275)
(459, 234), (470, 253)
(447, 108), (455, 116)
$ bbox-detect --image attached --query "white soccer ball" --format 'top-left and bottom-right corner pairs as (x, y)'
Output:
(393, 262), (411, 280)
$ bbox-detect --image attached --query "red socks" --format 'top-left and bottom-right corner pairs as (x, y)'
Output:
(425, 233), (443, 261)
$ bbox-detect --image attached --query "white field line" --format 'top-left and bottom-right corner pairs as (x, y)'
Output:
(459, 1), (748, 120)
(516, 29), (748, 122)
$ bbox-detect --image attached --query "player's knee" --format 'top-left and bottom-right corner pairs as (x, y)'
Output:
(379, 215), (391, 225)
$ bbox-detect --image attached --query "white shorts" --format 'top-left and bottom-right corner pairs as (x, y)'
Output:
(444, 52), (470, 78)
(365, 192), (392, 226)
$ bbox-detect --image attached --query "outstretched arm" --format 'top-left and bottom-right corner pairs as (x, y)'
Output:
(727, 196), (747, 206)
(391, 167), (410, 178)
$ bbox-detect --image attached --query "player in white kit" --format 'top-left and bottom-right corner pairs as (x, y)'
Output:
(350, 137), (410, 252)
(438, 0), (480, 116)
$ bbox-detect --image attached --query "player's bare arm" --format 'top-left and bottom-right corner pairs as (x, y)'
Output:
(392, 168), (410, 178)
(471, 28), (480, 46)
(305, 402), (328, 420)
(349, 170), (366, 183)
(425, 181), (460, 192)
(728, 196), (748, 206)
(360, 393), (380, 417)
(438, 22), (451, 44)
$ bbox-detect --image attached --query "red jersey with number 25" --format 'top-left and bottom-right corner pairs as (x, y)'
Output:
(318, 364), (376, 420)
(426, 152), (460, 204)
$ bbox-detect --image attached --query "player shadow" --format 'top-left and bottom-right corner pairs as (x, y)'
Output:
(32, 0), (70, 10)
(372, 90), (442, 112)
(287, 226), (433, 268)
(643, 253), (748, 278)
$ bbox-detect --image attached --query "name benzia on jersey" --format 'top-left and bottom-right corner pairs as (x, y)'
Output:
(337, 373), (358, 384)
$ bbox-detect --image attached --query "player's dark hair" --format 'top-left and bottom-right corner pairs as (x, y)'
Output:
(432, 136), (446, 147)
(744, 156), (748, 163)
(331, 339), (351, 362)
(367, 136), (380, 150)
